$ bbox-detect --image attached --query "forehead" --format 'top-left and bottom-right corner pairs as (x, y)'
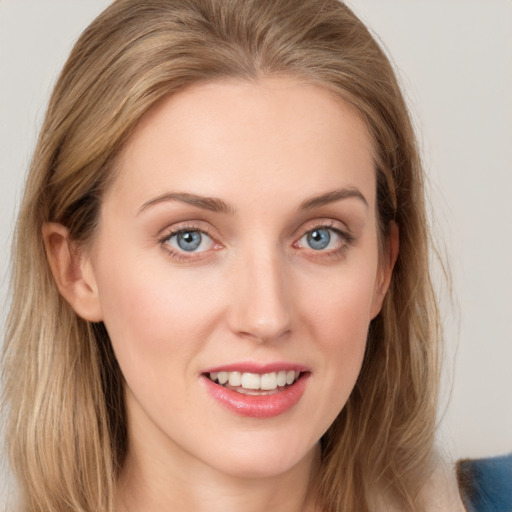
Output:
(109, 77), (376, 213)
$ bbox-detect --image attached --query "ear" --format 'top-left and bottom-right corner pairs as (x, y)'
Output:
(370, 221), (399, 319)
(42, 222), (103, 322)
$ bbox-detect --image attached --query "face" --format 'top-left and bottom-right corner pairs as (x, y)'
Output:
(83, 77), (393, 480)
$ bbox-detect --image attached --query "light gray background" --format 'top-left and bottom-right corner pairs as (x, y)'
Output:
(1, 0), (511, 492)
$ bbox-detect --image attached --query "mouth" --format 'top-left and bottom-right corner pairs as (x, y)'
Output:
(201, 366), (310, 418)
(205, 370), (303, 396)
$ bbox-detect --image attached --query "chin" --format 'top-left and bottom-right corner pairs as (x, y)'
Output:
(203, 437), (319, 481)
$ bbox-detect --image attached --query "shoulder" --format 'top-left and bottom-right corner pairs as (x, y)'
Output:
(368, 458), (466, 512)
(369, 453), (512, 512)
(456, 453), (512, 512)
(414, 457), (467, 512)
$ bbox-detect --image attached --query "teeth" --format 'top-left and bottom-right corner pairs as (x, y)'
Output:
(260, 372), (277, 390)
(276, 370), (287, 387)
(241, 373), (260, 389)
(228, 371), (241, 386)
(209, 370), (300, 390)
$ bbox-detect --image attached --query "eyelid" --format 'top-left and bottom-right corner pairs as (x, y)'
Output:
(292, 219), (356, 258)
(294, 218), (354, 241)
(158, 222), (222, 261)
(166, 229), (214, 250)
(157, 219), (221, 243)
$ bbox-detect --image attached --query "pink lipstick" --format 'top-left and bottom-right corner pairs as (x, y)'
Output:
(201, 363), (310, 418)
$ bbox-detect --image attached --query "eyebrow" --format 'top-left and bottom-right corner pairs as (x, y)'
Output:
(137, 187), (368, 215)
(298, 187), (368, 210)
(138, 192), (235, 215)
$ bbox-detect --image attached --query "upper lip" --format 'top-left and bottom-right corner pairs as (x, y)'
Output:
(202, 362), (310, 374)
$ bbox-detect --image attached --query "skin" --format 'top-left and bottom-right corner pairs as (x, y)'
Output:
(45, 77), (397, 511)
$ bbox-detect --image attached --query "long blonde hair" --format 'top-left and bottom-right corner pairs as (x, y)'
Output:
(3, 0), (441, 510)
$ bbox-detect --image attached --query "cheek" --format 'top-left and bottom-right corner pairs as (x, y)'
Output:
(299, 262), (378, 345)
(93, 254), (222, 383)
(296, 263), (378, 414)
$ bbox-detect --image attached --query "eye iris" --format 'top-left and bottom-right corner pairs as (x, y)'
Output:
(177, 231), (202, 251)
(307, 229), (331, 250)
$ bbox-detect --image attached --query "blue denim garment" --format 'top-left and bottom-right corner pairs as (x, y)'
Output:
(458, 453), (512, 512)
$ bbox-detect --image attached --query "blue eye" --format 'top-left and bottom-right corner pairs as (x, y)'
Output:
(165, 229), (214, 253)
(306, 228), (331, 250)
(176, 231), (202, 251)
(297, 226), (349, 253)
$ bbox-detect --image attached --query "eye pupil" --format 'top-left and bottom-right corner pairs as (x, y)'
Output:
(177, 231), (202, 251)
(307, 229), (331, 250)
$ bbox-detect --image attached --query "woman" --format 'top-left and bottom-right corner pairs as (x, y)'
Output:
(2, 0), (465, 510)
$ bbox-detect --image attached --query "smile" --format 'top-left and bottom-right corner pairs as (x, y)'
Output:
(207, 370), (301, 394)
(202, 366), (309, 418)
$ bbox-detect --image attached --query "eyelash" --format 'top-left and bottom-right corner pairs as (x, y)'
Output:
(158, 221), (355, 262)
(294, 220), (355, 261)
(158, 223), (218, 262)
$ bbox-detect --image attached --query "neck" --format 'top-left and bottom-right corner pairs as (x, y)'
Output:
(116, 409), (320, 512)
(117, 447), (319, 512)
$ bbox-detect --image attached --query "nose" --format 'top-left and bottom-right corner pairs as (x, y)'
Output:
(226, 247), (292, 344)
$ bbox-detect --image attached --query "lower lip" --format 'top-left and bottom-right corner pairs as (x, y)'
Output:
(202, 374), (309, 418)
